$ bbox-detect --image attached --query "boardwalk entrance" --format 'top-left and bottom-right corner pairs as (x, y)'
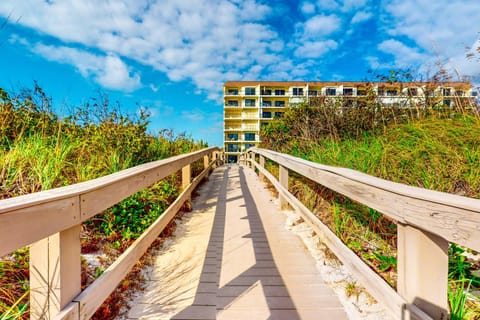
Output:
(126, 165), (348, 320)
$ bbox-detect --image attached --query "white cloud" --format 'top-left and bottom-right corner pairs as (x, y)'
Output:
(378, 39), (426, 67)
(0, 0), (289, 97)
(295, 40), (338, 58)
(383, 0), (480, 64)
(302, 14), (342, 37)
(445, 39), (480, 83)
(351, 11), (372, 24)
(340, 0), (369, 12)
(315, 0), (340, 10)
(31, 43), (141, 91)
(290, 13), (341, 60)
(300, 2), (316, 15)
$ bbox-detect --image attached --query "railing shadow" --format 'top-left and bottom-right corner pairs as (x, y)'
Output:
(172, 165), (301, 320)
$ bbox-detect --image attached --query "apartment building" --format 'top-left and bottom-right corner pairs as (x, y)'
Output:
(223, 81), (475, 163)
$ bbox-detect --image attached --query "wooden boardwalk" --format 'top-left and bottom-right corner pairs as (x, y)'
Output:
(125, 164), (348, 320)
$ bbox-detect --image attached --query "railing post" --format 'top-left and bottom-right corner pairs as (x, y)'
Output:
(213, 152), (218, 167)
(30, 225), (81, 320)
(182, 164), (191, 205)
(279, 165), (289, 209)
(204, 154), (209, 170)
(259, 155), (265, 181)
(397, 223), (449, 319)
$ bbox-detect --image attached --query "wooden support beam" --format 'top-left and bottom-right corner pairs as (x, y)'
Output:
(259, 155), (265, 181)
(203, 155), (209, 170)
(30, 225), (81, 320)
(182, 164), (191, 206)
(279, 165), (289, 209)
(397, 224), (449, 319)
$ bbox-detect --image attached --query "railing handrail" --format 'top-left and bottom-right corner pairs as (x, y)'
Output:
(0, 147), (219, 257)
(0, 147), (218, 215)
(243, 147), (480, 320)
(249, 147), (480, 251)
(254, 148), (480, 212)
(0, 147), (222, 320)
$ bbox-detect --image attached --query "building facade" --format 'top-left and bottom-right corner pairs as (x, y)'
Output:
(223, 81), (475, 163)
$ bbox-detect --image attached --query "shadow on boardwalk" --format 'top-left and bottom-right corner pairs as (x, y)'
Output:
(172, 165), (301, 320)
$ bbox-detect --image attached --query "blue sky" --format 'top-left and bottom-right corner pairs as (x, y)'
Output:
(0, 0), (479, 147)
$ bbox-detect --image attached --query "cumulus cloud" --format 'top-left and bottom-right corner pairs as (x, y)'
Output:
(295, 40), (338, 58)
(351, 11), (372, 24)
(302, 14), (342, 36)
(290, 13), (341, 59)
(383, 0), (480, 64)
(378, 39), (426, 67)
(315, 0), (340, 11)
(0, 0), (289, 96)
(300, 2), (316, 15)
(31, 43), (141, 91)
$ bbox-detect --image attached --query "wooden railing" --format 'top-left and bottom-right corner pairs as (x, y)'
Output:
(0, 147), (222, 320)
(243, 147), (480, 320)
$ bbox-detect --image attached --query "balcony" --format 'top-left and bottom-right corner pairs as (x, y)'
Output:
(292, 88), (304, 96)
(226, 146), (239, 153)
(224, 114), (243, 120)
(325, 88), (337, 96)
(225, 89), (239, 96)
(225, 100), (239, 107)
(226, 134), (239, 141)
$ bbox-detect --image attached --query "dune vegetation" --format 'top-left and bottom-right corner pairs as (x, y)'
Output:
(260, 88), (480, 319)
(0, 84), (207, 319)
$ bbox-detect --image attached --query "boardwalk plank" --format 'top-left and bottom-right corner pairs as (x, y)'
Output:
(125, 165), (348, 320)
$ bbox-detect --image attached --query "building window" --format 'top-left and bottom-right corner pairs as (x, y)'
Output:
(377, 89), (385, 96)
(262, 100), (272, 107)
(244, 143), (255, 149)
(308, 90), (318, 96)
(274, 89), (285, 96)
(455, 90), (464, 96)
(292, 87), (304, 96)
(274, 101), (285, 107)
(442, 88), (451, 96)
(472, 91), (478, 97)
(326, 88), (336, 96)
(386, 90), (397, 96)
(262, 89), (272, 95)
(245, 99), (256, 107)
(227, 133), (238, 141)
(245, 87), (256, 95)
(443, 99), (451, 107)
(357, 90), (367, 96)
(262, 111), (272, 118)
(343, 88), (354, 96)
(408, 88), (418, 96)
(245, 133), (255, 141)
(227, 100), (238, 106)
(227, 89), (238, 95)
(274, 112), (284, 118)
(227, 144), (239, 152)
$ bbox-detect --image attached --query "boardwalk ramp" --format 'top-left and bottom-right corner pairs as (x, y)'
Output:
(126, 164), (348, 320)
